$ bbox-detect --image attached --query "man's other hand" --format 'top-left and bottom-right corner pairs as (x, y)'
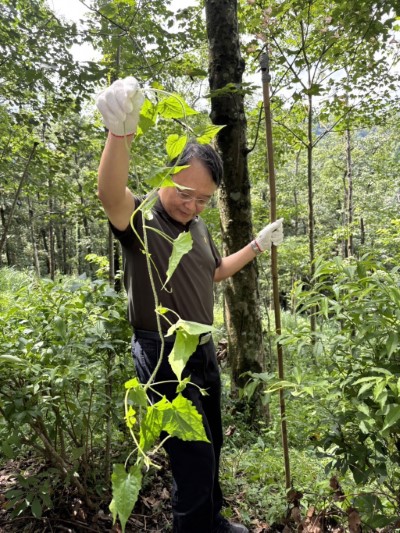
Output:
(254, 218), (284, 252)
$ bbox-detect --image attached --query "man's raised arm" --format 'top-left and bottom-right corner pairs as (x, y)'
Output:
(96, 77), (144, 230)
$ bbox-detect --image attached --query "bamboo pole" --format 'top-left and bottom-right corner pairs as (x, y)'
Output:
(260, 51), (291, 489)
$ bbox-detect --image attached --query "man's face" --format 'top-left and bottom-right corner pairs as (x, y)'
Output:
(158, 158), (217, 225)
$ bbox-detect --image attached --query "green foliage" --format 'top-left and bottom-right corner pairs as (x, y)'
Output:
(110, 464), (142, 532)
(164, 230), (193, 287)
(275, 256), (400, 522)
(166, 319), (216, 380)
(0, 267), (132, 517)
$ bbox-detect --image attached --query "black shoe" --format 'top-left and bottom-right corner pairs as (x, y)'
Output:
(213, 514), (249, 533)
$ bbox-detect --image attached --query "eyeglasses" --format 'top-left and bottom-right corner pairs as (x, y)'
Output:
(175, 187), (212, 208)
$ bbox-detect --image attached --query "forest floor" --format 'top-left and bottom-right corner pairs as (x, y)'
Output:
(0, 453), (292, 533)
(1, 454), (400, 532)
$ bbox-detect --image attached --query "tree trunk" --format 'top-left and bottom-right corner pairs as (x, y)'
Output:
(41, 228), (51, 275)
(62, 224), (68, 274)
(0, 143), (37, 258)
(360, 217), (365, 246)
(48, 180), (55, 280)
(346, 128), (353, 257)
(205, 0), (265, 390)
(28, 197), (41, 277)
(0, 205), (12, 266)
(342, 171), (348, 257)
(307, 93), (316, 334)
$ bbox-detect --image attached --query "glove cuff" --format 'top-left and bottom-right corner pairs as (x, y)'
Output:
(251, 239), (263, 255)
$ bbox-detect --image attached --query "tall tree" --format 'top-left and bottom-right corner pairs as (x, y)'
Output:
(205, 0), (266, 390)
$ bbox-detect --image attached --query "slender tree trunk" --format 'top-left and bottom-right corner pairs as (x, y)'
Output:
(346, 128), (354, 256)
(28, 197), (41, 276)
(293, 150), (301, 236)
(0, 206), (12, 266)
(205, 0), (265, 391)
(62, 225), (68, 274)
(360, 217), (365, 246)
(342, 171), (348, 257)
(48, 180), (55, 280)
(307, 94), (316, 334)
(0, 143), (37, 258)
(41, 228), (51, 275)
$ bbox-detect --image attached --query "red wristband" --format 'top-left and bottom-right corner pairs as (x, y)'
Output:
(251, 239), (262, 255)
(254, 239), (263, 252)
(109, 132), (135, 138)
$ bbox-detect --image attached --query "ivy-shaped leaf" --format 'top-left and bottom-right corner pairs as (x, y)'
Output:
(139, 402), (164, 452)
(195, 124), (225, 144)
(166, 134), (187, 161)
(125, 377), (148, 407)
(162, 393), (209, 442)
(166, 319), (215, 380)
(168, 330), (198, 381)
(145, 168), (176, 189)
(137, 99), (158, 136)
(167, 319), (215, 337)
(157, 94), (198, 119)
(109, 463), (142, 533)
(164, 231), (193, 287)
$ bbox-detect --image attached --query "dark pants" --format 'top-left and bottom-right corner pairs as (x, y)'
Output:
(132, 332), (224, 533)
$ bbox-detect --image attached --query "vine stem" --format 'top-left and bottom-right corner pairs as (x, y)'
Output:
(120, 88), (197, 468)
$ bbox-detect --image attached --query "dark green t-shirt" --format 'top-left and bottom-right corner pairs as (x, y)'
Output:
(110, 195), (221, 333)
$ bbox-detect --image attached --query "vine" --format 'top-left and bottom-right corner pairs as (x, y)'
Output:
(109, 87), (224, 532)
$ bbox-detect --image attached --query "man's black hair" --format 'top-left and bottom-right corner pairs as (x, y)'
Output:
(169, 140), (224, 187)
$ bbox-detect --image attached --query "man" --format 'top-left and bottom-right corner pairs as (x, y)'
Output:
(96, 77), (283, 533)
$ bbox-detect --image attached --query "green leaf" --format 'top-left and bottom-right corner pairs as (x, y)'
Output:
(364, 515), (398, 528)
(162, 393), (210, 442)
(0, 355), (24, 365)
(2, 441), (14, 459)
(31, 497), (42, 518)
(125, 406), (137, 428)
(137, 99), (158, 136)
(126, 378), (148, 407)
(145, 168), (176, 189)
(53, 316), (66, 338)
(166, 134), (187, 161)
(168, 330), (198, 381)
(109, 464), (142, 533)
(382, 404), (400, 431)
(303, 83), (323, 96)
(386, 331), (398, 356)
(139, 402), (164, 452)
(164, 231), (193, 287)
(167, 319), (215, 337)
(165, 319), (215, 380)
(176, 376), (191, 393)
(195, 124), (225, 144)
(184, 67), (208, 78)
(125, 377), (141, 390)
(71, 446), (85, 460)
(157, 95), (198, 119)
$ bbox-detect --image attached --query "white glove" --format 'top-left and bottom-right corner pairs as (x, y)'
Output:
(96, 76), (145, 136)
(253, 218), (284, 253)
